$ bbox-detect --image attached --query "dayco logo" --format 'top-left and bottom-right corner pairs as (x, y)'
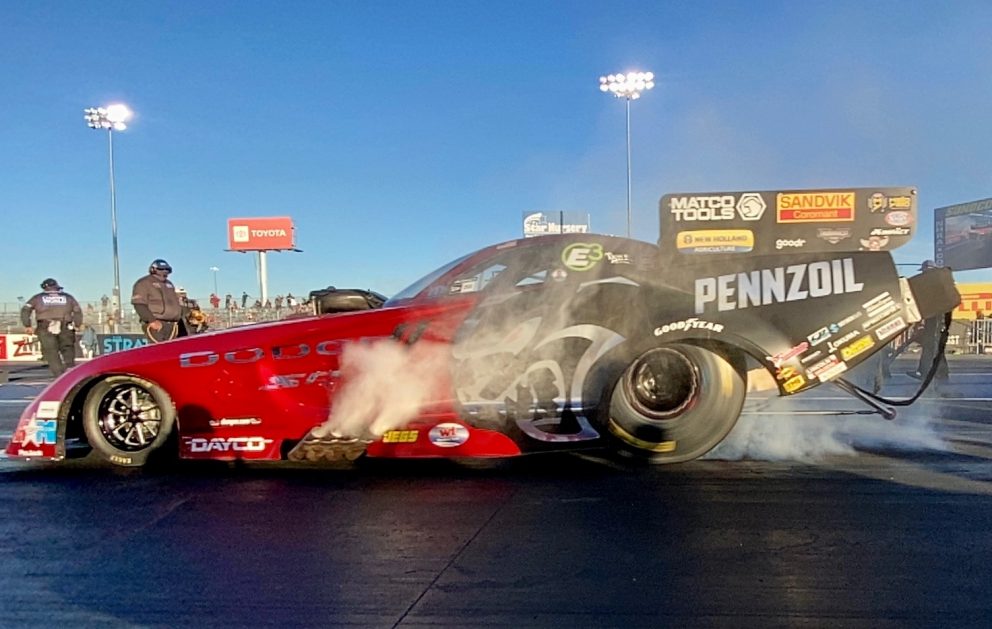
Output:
(669, 194), (766, 222)
(676, 230), (754, 254)
(776, 191), (855, 223)
(561, 243), (604, 271)
(654, 318), (724, 336)
(188, 437), (273, 453)
(775, 238), (806, 250)
(694, 258), (864, 314)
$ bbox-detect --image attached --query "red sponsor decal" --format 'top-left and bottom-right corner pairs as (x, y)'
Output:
(776, 192), (855, 223)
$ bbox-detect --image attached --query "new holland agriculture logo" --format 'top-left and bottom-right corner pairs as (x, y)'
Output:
(676, 229), (754, 253)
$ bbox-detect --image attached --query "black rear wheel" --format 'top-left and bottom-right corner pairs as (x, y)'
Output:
(607, 343), (746, 464)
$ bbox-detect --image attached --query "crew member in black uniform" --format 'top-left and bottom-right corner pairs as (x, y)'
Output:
(131, 259), (185, 343)
(910, 260), (950, 386)
(21, 278), (84, 376)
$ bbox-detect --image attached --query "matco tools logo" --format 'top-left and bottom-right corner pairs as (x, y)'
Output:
(669, 193), (766, 222)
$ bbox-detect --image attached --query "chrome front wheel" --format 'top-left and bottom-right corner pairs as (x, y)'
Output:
(83, 376), (176, 467)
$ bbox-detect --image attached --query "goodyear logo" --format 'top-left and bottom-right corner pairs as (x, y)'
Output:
(840, 335), (875, 361)
(382, 430), (418, 444)
(676, 229), (754, 254)
(776, 191), (855, 223)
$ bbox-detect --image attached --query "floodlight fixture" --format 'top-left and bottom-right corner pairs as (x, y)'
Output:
(598, 70), (654, 237)
(83, 102), (133, 330)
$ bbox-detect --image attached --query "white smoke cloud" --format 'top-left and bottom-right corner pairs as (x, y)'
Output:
(707, 394), (950, 462)
(311, 340), (450, 441)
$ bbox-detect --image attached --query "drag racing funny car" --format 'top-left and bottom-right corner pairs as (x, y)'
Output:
(5, 186), (961, 467)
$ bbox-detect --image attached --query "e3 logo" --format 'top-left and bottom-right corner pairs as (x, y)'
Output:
(561, 243), (604, 271)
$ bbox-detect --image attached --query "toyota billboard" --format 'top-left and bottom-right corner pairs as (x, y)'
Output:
(227, 217), (296, 251)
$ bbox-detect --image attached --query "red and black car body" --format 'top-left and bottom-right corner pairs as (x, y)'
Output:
(5, 187), (962, 467)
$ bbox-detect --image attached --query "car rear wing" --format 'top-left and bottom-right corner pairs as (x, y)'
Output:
(659, 187), (917, 256)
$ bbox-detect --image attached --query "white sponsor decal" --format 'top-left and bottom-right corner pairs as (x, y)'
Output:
(775, 238), (807, 250)
(870, 227), (911, 237)
(863, 292), (891, 310)
(800, 350), (824, 365)
(188, 437), (273, 453)
(694, 258), (864, 314)
(669, 194), (766, 221)
(654, 318), (724, 336)
(736, 193), (767, 220)
(875, 316), (907, 340)
(16, 449), (44, 457)
(37, 401), (60, 419)
(817, 361), (849, 382)
(817, 228), (852, 244)
(863, 303), (902, 330)
(207, 418), (263, 427)
(807, 327), (831, 346)
(885, 211), (912, 226)
(827, 330), (861, 352)
(808, 355), (840, 379)
(835, 312), (863, 328)
(428, 423), (470, 448)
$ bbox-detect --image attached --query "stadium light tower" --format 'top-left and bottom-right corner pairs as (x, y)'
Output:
(84, 103), (132, 331)
(599, 71), (654, 238)
(210, 266), (220, 295)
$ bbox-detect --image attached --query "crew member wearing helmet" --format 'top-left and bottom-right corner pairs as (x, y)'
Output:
(131, 259), (185, 343)
(20, 278), (84, 376)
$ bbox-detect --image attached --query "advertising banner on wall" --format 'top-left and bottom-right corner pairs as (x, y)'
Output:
(97, 334), (149, 355)
(523, 211), (590, 238)
(934, 197), (992, 272)
(227, 216), (296, 251)
(0, 335), (43, 362)
(659, 187), (916, 255)
(953, 283), (992, 320)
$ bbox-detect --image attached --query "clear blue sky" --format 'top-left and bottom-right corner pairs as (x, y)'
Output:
(2, 0), (991, 305)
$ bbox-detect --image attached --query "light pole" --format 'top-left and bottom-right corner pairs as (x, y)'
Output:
(210, 266), (220, 296)
(599, 71), (654, 238)
(84, 104), (133, 331)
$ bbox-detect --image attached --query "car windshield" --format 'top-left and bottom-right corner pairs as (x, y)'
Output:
(385, 252), (474, 306)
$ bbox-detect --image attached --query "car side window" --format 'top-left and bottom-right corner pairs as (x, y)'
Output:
(448, 263), (508, 295)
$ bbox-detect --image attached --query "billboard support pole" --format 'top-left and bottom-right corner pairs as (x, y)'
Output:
(258, 251), (269, 305)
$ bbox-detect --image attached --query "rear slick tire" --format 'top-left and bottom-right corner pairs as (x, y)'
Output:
(607, 342), (746, 464)
(82, 375), (176, 467)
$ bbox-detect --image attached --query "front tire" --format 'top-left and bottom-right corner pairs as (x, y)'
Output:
(607, 343), (746, 464)
(82, 375), (176, 467)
